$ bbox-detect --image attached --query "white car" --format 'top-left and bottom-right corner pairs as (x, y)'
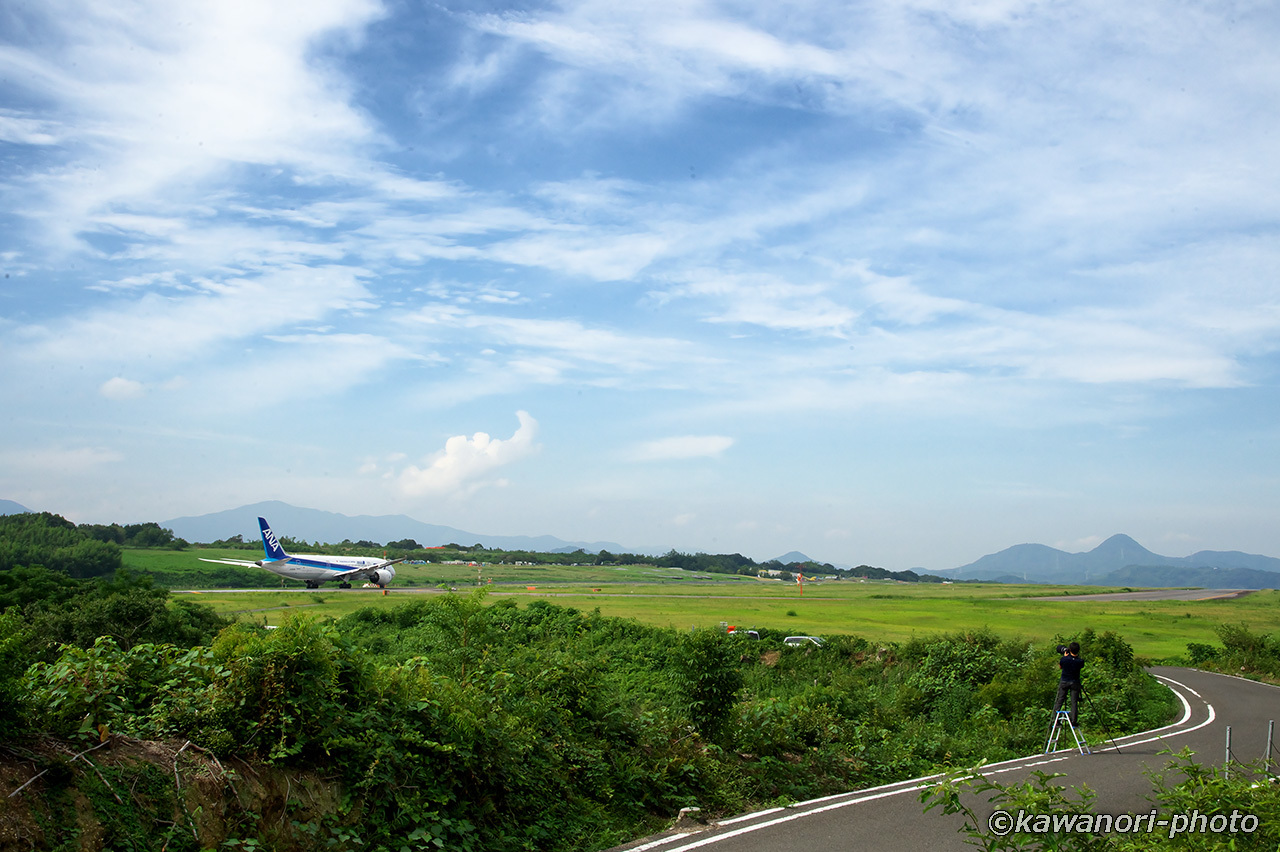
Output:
(783, 635), (825, 647)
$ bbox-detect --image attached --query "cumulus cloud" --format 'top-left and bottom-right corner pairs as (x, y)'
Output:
(399, 411), (539, 497)
(629, 435), (734, 462)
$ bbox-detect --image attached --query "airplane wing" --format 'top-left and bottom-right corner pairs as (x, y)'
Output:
(328, 557), (407, 582)
(199, 557), (263, 568)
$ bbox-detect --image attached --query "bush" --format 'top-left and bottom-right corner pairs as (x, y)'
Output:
(1181, 624), (1280, 681)
(672, 628), (744, 743)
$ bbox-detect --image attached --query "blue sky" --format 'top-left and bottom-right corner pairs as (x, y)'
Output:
(3, 0), (1279, 570)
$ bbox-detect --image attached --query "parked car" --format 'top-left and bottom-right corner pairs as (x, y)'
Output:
(783, 635), (825, 647)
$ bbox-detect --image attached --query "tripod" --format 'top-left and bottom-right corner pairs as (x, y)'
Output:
(1081, 688), (1122, 753)
(1045, 709), (1091, 755)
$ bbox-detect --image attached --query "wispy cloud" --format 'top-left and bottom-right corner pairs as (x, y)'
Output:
(2, 0), (387, 247)
(629, 435), (734, 462)
(0, 446), (123, 474)
(13, 266), (378, 371)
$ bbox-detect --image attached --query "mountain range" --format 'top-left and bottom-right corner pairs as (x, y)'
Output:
(939, 533), (1280, 588)
(159, 501), (630, 555)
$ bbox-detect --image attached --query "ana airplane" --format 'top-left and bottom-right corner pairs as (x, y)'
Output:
(201, 517), (404, 589)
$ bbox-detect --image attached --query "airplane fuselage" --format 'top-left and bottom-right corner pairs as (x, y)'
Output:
(258, 554), (390, 582)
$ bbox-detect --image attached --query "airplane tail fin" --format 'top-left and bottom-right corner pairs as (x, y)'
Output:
(258, 517), (289, 561)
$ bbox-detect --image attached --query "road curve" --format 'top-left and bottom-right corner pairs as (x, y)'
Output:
(610, 668), (1279, 852)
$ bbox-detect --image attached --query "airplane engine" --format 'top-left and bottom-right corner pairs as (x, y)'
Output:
(368, 567), (396, 587)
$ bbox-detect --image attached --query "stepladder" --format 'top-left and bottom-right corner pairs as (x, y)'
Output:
(1045, 710), (1091, 755)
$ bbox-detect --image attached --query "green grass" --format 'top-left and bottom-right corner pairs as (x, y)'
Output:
(166, 569), (1280, 660)
(127, 547), (763, 588)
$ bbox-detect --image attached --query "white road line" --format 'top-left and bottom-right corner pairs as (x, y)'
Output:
(715, 809), (786, 826)
(626, 834), (691, 851)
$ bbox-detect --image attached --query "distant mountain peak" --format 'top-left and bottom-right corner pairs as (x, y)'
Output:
(774, 551), (815, 564)
(952, 533), (1280, 587)
(1093, 533), (1147, 551)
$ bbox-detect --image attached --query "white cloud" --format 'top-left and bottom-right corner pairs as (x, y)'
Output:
(486, 229), (673, 281)
(15, 266), (377, 371)
(196, 332), (421, 411)
(398, 411), (540, 497)
(671, 269), (857, 334)
(2, 0), (388, 251)
(100, 377), (144, 400)
(466, 2), (852, 122)
(399, 308), (707, 384)
(629, 435), (734, 462)
(0, 446), (123, 474)
(0, 110), (62, 145)
(863, 276), (973, 327)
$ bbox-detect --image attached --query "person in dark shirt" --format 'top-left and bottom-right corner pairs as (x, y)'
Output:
(1052, 641), (1084, 725)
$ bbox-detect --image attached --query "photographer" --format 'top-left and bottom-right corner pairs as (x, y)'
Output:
(1051, 641), (1084, 726)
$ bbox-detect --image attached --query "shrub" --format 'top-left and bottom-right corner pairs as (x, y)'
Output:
(671, 628), (744, 743)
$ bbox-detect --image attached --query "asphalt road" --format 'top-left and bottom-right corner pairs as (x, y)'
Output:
(611, 668), (1279, 852)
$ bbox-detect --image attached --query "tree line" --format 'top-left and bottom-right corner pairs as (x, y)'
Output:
(9, 506), (938, 582)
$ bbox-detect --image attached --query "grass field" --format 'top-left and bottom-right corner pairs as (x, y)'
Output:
(157, 552), (1280, 661)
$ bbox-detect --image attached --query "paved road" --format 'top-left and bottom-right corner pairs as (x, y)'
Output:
(611, 668), (1279, 852)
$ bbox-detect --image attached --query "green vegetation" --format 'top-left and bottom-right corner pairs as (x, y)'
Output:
(0, 512), (1273, 850)
(0, 512), (123, 578)
(1185, 622), (1280, 684)
(3, 579), (1175, 851)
